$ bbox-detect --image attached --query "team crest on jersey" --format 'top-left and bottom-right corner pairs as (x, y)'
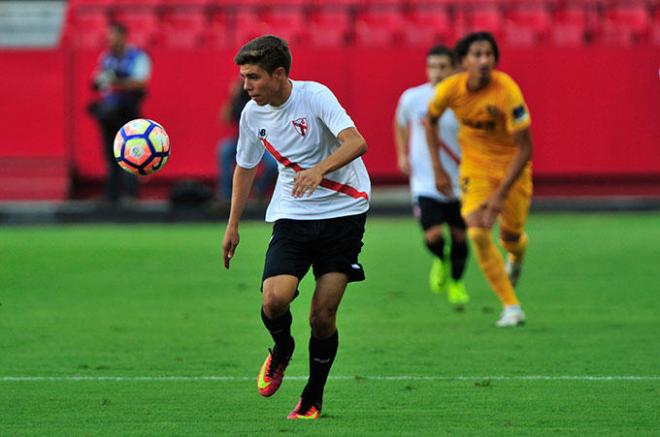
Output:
(486, 105), (500, 117)
(292, 117), (308, 137)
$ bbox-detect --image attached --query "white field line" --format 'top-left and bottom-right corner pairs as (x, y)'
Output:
(1, 375), (659, 382)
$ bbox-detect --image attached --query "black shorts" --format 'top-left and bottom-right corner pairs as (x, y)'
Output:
(262, 212), (367, 284)
(414, 196), (466, 231)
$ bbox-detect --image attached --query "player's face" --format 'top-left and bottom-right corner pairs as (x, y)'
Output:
(463, 40), (496, 81)
(426, 55), (455, 85)
(107, 28), (125, 53)
(239, 64), (284, 106)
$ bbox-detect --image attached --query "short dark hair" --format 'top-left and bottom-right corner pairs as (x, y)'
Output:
(454, 32), (499, 64)
(109, 22), (127, 36)
(426, 44), (456, 66)
(234, 35), (292, 75)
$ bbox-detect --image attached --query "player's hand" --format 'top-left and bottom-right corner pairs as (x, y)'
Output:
(480, 192), (505, 228)
(434, 171), (453, 197)
(397, 155), (410, 175)
(293, 167), (323, 198)
(222, 227), (240, 269)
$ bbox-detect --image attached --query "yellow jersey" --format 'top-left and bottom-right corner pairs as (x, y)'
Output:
(428, 70), (531, 172)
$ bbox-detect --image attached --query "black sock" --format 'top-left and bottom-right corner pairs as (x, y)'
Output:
(426, 237), (445, 260)
(261, 308), (294, 358)
(450, 239), (468, 280)
(302, 330), (339, 408)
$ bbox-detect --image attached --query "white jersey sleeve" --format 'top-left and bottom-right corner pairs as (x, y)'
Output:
(131, 51), (151, 81)
(236, 106), (266, 169)
(395, 90), (412, 127)
(309, 85), (355, 137)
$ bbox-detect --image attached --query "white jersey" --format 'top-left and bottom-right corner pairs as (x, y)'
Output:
(237, 80), (371, 222)
(395, 82), (461, 201)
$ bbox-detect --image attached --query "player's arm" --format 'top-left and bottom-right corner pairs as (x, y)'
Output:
(498, 127), (533, 197)
(424, 112), (453, 196)
(222, 165), (257, 269)
(393, 93), (411, 175)
(481, 80), (534, 227)
(222, 113), (262, 268)
(393, 111), (410, 176)
(292, 127), (367, 198)
(424, 81), (453, 196)
(481, 128), (533, 227)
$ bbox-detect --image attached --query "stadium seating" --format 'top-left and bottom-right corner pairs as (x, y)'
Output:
(58, 0), (660, 49)
(403, 5), (453, 46)
(354, 6), (406, 46)
(61, 2), (110, 49)
(600, 3), (651, 45)
(159, 7), (207, 48)
(506, 4), (551, 42)
(113, 6), (160, 48)
(307, 7), (351, 46)
(465, 5), (504, 37)
(260, 10), (308, 46)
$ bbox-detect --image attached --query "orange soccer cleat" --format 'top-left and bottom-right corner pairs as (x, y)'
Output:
(257, 349), (291, 397)
(287, 399), (321, 420)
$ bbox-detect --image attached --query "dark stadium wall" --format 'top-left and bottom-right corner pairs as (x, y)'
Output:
(1, 46), (659, 199)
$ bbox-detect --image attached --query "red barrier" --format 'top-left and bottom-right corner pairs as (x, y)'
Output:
(1, 46), (659, 198)
(0, 51), (68, 157)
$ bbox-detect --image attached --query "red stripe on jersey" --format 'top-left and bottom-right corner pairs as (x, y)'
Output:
(260, 138), (369, 201)
(439, 141), (460, 165)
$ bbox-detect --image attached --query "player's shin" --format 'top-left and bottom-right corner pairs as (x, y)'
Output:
(302, 330), (339, 409)
(261, 307), (295, 356)
(500, 232), (528, 264)
(467, 228), (519, 306)
(450, 239), (468, 280)
(425, 237), (446, 260)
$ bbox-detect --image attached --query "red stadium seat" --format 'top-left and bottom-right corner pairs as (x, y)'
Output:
(550, 24), (586, 47)
(113, 8), (160, 47)
(159, 8), (208, 48)
(260, 10), (308, 45)
(161, 0), (212, 6)
(403, 6), (452, 45)
(502, 26), (538, 47)
(309, 7), (350, 30)
(62, 3), (110, 49)
(233, 10), (263, 46)
(600, 4), (650, 45)
(606, 4), (650, 33)
(465, 5), (504, 37)
(354, 6), (406, 46)
(651, 24), (660, 45)
(203, 13), (231, 48)
(233, 10), (308, 47)
(555, 4), (601, 43)
(506, 4), (551, 41)
(307, 7), (350, 47)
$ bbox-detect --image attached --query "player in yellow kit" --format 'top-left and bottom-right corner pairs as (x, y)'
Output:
(425, 32), (533, 327)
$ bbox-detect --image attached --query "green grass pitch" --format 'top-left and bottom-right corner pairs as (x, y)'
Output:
(1, 213), (659, 435)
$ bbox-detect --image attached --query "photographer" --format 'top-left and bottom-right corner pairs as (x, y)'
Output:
(88, 22), (151, 204)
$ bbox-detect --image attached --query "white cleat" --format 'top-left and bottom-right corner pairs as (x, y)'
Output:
(505, 258), (523, 287)
(495, 305), (526, 327)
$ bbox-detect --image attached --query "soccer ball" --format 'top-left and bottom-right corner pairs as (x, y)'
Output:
(113, 119), (170, 176)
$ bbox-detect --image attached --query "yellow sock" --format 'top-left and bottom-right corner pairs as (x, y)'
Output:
(500, 232), (528, 264)
(468, 227), (520, 306)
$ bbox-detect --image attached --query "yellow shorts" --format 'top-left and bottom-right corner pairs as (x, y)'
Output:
(459, 164), (533, 234)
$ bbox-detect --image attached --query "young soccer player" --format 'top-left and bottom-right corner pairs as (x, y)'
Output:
(221, 35), (370, 419)
(424, 32), (533, 327)
(393, 44), (469, 309)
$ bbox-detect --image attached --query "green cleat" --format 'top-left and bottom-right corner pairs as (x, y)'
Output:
(447, 279), (470, 310)
(429, 258), (449, 294)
